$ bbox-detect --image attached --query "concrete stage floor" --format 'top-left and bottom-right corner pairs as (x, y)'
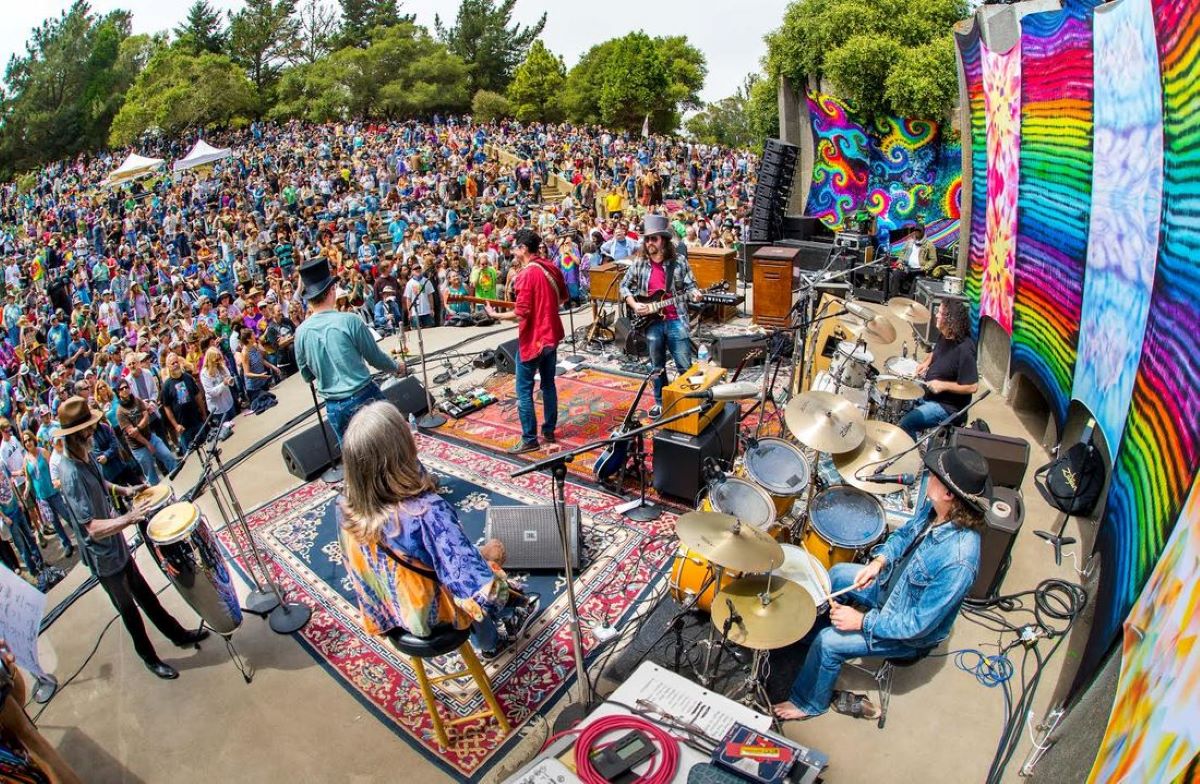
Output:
(31, 303), (1096, 784)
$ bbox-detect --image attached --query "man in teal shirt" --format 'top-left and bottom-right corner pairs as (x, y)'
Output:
(294, 258), (405, 443)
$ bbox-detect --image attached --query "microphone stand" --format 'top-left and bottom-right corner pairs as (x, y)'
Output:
(563, 301), (584, 364)
(411, 277), (446, 429)
(307, 382), (342, 484)
(854, 391), (993, 482)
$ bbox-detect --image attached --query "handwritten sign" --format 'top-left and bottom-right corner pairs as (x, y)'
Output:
(0, 565), (47, 678)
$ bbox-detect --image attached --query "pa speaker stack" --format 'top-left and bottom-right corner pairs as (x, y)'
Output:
(749, 139), (800, 243)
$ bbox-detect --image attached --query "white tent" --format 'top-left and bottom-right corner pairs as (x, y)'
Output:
(173, 139), (233, 172)
(104, 152), (165, 186)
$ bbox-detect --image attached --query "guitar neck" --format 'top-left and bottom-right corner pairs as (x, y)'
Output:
(447, 294), (517, 309)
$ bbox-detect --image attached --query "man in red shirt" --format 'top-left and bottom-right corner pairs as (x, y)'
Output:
(487, 228), (567, 454)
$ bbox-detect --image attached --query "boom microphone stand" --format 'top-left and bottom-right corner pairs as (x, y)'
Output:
(411, 277), (446, 429)
(307, 382), (343, 484)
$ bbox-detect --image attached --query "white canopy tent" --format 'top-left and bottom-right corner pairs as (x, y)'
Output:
(173, 139), (233, 172)
(104, 152), (165, 186)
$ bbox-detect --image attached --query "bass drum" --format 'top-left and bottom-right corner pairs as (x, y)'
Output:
(801, 486), (887, 570)
(669, 546), (737, 613)
(771, 544), (832, 607)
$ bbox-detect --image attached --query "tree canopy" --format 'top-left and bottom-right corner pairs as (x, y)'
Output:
(227, 0), (301, 110)
(336, 0), (414, 48)
(173, 0), (226, 55)
(435, 0), (546, 95)
(765, 0), (967, 119)
(506, 40), (565, 123)
(686, 73), (778, 153)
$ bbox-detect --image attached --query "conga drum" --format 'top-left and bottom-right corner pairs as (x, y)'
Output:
(146, 502), (243, 636)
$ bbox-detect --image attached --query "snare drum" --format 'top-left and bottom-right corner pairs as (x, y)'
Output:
(701, 476), (777, 533)
(669, 545), (737, 613)
(831, 340), (874, 389)
(741, 438), (811, 520)
(771, 544), (832, 607)
(147, 502), (243, 635)
(801, 486), (887, 570)
(883, 356), (919, 379)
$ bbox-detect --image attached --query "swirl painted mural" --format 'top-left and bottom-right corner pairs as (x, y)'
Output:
(956, 22), (987, 333)
(804, 89), (962, 239)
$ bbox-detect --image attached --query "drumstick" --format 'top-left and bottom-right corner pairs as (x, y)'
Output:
(819, 585), (857, 605)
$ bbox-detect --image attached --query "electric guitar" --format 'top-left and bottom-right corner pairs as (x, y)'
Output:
(627, 281), (741, 330)
(593, 370), (659, 481)
(445, 294), (517, 310)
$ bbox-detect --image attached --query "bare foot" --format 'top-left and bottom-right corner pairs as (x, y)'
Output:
(772, 701), (811, 721)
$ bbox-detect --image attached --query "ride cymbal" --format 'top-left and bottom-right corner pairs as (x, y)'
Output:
(675, 511), (785, 573)
(711, 576), (816, 650)
(784, 390), (866, 453)
(886, 296), (932, 325)
(833, 420), (922, 494)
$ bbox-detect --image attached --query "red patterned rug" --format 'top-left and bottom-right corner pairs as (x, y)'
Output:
(217, 434), (676, 781)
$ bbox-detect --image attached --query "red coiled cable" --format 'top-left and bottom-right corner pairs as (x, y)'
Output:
(572, 714), (680, 784)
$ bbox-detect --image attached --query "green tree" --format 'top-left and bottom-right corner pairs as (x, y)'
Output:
(765, 0), (967, 120)
(471, 89), (511, 121)
(506, 40), (565, 122)
(294, 0), (339, 64)
(434, 0), (546, 94)
(173, 0), (226, 55)
(685, 73), (775, 151)
(336, 0), (413, 48)
(272, 22), (468, 121)
(227, 0), (301, 110)
(746, 73), (779, 146)
(108, 48), (255, 145)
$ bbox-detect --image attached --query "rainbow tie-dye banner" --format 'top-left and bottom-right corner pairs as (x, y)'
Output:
(957, 21), (987, 334)
(981, 42), (1021, 335)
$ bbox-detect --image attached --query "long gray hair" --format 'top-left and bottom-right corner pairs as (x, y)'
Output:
(339, 401), (438, 539)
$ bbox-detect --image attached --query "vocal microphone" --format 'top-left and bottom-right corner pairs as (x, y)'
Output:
(725, 597), (743, 624)
(864, 471), (918, 485)
(843, 300), (877, 322)
(683, 381), (760, 401)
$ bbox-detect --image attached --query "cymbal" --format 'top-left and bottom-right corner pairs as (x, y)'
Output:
(841, 312), (898, 344)
(784, 390), (866, 454)
(833, 420), (922, 494)
(711, 576), (816, 650)
(887, 297), (932, 325)
(876, 375), (925, 401)
(675, 511), (784, 573)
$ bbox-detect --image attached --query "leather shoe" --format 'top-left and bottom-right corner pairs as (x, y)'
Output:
(145, 660), (179, 680)
(175, 629), (211, 648)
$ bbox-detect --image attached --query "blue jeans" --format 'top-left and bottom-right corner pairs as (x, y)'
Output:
(515, 347), (558, 444)
(898, 399), (951, 440)
(38, 494), (75, 550)
(8, 506), (44, 574)
(787, 563), (922, 715)
(644, 317), (694, 405)
(132, 433), (178, 485)
(326, 382), (385, 445)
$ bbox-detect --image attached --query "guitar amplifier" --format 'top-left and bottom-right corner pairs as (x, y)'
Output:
(661, 363), (727, 436)
(653, 403), (738, 501)
(485, 504), (582, 570)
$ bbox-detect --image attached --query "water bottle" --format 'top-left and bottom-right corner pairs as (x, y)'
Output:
(697, 343), (711, 366)
(408, 412), (418, 429)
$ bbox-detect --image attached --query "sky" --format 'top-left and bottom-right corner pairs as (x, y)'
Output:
(0, 0), (790, 104)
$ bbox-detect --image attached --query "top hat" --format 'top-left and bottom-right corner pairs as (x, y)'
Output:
(642, 214), (673, 239)
(923, 445), (994, 515)
(298, 257), (336, 301)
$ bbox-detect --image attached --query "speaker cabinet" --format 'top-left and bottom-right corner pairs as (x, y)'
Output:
(281, 420), (341, 480)
(382, 375), (429, 417)
(713, 334), (769, 369)
(951, 428), (1031, 489)
(495, 338), (520, 374)
(970, 487), (1024, 601)
(652, 403), (738, 502)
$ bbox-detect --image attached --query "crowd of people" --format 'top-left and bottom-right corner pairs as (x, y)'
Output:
(0, 117), (759, 590)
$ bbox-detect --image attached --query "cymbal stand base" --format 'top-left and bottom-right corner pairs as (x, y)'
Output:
(726, 649), (776, 725)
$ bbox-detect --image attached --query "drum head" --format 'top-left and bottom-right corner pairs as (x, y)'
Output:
(709, 477), (776, 529)
(809, 487), (886, 548)
(148, 502), (201, 545)
(744, 438), (811, 496)
(772, 545), (832, 605)
(135, 483), (173, 508)
(884, 356), (919, 378)
(836, 340), (873, 364)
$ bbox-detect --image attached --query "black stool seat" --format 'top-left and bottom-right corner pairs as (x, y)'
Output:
(386, 625), (471, 658)
(886, 647), (934, 667)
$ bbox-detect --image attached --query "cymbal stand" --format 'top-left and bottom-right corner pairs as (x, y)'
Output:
(412, 278), (446, 429)
(728, 648), (774, 718)
(696, 563), (744, 684)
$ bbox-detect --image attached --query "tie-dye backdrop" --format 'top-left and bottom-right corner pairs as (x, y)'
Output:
(1072, 0), (1162, 453)
(957, 22), (988, 334)
(982, 43), (1021, 335)
(804, 90), (962, 240)
(1010, 0), (1100, 429)
(1079, 0), (1200, 695)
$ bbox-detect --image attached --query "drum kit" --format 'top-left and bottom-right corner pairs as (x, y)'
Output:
(663, 295), (935, 709)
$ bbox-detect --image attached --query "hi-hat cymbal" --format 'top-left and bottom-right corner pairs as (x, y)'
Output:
(711, 576), (816, 650)
(675, 511), (784, 573)
(833, 420), (923, 494)
(887, 297), (932, 325)
(875, 375), (925, 401)
(784, 390), (866, 453)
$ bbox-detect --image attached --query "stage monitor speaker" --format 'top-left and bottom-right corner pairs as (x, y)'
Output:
(494, 338), (520, 374)
(951, 428), (1031, 489)
(382, 374), (429, 417)
(652, 402), (738, 502)
(485, 504), (582, 570)
(281, 420), (341, 481)
(969, 487), (1024, 601)
(713, 334), (769, 369)
(613, 316), (647, 356)
(780, 215), (819, 241)
(776, 238), (838, 272)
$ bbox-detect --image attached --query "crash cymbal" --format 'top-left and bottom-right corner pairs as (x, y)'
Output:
(875, 375), (925, 401)
(886, 297), (932, 325)
(833, 420), (923, 494)
(840, 312), (898, 344)
(784, 390), (866, 454)
(711, 576), (816, 650)
(675, 511), (785, 573)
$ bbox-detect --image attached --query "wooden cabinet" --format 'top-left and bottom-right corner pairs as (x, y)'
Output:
(687, 246), (738, 322)
(589, 262), (625, 304)
(752, 246), (801, 326)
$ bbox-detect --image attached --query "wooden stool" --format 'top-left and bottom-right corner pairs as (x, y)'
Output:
(387, 625), (511, 747)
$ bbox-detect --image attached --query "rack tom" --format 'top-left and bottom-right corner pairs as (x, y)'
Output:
(801, 486), (887, 570)
(740, 438), (812, 520)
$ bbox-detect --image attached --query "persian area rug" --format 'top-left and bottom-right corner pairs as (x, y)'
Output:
(218, 433), (677, 781)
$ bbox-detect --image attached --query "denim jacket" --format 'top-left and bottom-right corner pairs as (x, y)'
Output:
(862, 501), (981, 650)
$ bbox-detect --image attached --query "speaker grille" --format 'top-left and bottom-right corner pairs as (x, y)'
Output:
(485, 505), (582, 570)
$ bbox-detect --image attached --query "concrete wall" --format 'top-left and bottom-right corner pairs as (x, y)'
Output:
(778, 74), (813, 216)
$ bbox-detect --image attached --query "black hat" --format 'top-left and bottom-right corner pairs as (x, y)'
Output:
(299, 257), (335, 301)
(923, 445), (994, 515)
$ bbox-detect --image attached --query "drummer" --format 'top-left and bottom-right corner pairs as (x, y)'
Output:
(898, 300), (978, 440)
(774, 444), (988, 722)
(55, 397), (210, 681)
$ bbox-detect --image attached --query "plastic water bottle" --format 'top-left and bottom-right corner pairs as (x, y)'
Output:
(408, 412), (418, 429)
(697, 343), (711, 366)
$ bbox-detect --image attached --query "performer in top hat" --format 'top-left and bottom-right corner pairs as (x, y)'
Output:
(774, 445), (989, 722)
(294, 257), (406, 443)
(619, 214), (703, 418)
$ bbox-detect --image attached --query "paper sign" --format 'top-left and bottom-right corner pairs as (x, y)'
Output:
(0, 565), (48, 678)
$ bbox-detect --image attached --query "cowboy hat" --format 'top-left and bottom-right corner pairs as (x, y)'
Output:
(923, 445), (994, 515)
(56, 396), (104, 436)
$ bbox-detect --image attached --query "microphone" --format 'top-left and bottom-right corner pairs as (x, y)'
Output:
(843, 300), (876, 322)
(683, 381), (759, 401)
(864, 471), (918, 485)
(725, 597), (742, 624)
